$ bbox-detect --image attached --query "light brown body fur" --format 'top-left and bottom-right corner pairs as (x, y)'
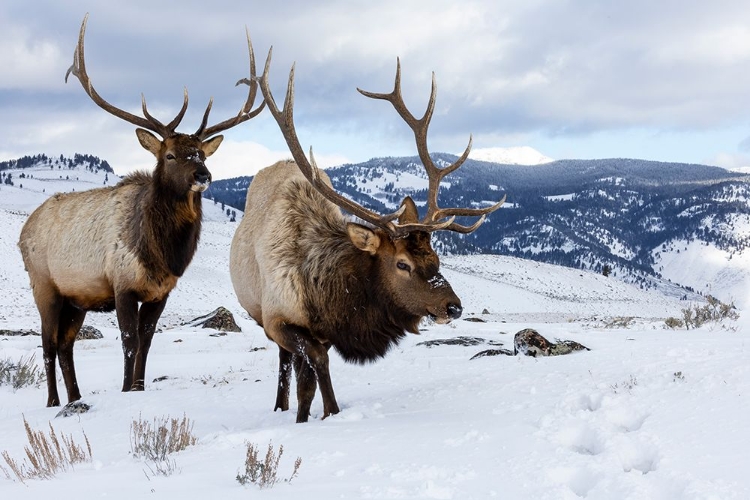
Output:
(230, 160), (462, 422)
(19, 133), (220, 407)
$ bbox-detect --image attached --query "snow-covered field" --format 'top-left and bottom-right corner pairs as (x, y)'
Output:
(1, 164), (749, 499)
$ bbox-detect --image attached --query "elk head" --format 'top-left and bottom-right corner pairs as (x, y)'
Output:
(65, 14), (265, 196)
(258, 50), (505, 325)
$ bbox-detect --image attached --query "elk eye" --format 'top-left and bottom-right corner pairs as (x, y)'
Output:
(397, 261), (411, 273)
(166, 153), (176, 160)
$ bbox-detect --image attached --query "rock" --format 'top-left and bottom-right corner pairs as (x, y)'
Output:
(551, 339), (591, 355)
(55, 400), (91, 418)
(185, 307), (241, 332)
(482, 308), (490, 314)
(76, 325), (103, 340)
(470, 348), (514, 360)
(514, 328), (589, 357)
(417, 336), (504, 348)
(0, 329), (40, 337)
(514, 328), (554, 357)
(463, 317), (486, 323)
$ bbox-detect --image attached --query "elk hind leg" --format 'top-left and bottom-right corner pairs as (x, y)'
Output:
(34, 284), (63, 407)
(293, 353), (317, 423)
(274, 347), (292, 412)
(57, 300), (87, 404)
(269, 321), (340, 422)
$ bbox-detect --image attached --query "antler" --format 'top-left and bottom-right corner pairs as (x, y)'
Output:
(357, 59), (505, 234)
(259, 48), (408, 238)
(258, 49), (504, 238)
(195, 26), (266, 140)
(66, 14), (264, 139)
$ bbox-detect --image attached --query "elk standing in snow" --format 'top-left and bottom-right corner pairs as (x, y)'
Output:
(229, 50), (505, 422)
(18, 15), (264, 407)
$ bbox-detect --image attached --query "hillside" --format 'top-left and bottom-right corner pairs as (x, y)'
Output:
(207, 155), (750, 308)
(0, 155), (239, 222)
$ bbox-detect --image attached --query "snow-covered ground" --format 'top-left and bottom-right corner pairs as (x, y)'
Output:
(1, 163), (749, 499)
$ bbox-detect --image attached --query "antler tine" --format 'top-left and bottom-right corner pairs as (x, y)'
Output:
(358, 59), (505, 234)
(65, 14), (171, 137)
(164, 88), (190, 132)
(259, 47), (408, 238)
(197, 26), (266, 139)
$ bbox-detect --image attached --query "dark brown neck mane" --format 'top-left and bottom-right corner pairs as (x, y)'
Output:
(123, 172), (202, 279)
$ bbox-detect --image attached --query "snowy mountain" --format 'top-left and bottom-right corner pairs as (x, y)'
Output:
(208, 155), (750, 308)
(468, 145), (554, 165)
(1, 152), (749, 498)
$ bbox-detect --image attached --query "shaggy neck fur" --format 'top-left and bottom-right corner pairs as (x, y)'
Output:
(301, 224), (421, 364)
(123, 171), (202, 279)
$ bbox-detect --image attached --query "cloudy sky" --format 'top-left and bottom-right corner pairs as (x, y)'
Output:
(3, 1), (750, 179)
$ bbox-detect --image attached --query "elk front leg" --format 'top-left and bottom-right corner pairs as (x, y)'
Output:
(131, 297), (168, 391)
(115, 291), (139, 392)
(274, 347), (293, 412)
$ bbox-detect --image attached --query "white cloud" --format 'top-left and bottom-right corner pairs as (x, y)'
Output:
(0, 26), (66, 90)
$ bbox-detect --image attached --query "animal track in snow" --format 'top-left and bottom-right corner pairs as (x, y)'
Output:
(538, 385), (662, 496)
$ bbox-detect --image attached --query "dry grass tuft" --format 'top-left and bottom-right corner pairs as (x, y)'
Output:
(0, 416), (91, 483)
(130, 414), (197, 477)
(236, 441), (302, 488)
(0, 354), (45, 390)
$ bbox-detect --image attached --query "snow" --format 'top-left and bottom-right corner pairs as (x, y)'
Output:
(469, 146), (554, 165)
(654, 239), (750, 311)
(1, 163), (750, 499)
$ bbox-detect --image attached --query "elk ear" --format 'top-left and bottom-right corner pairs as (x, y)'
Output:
(398, 196), (419, 224)
(135, 128), (162, 156)
(347, 223), (381, 255)
(201, 135), (224, 157)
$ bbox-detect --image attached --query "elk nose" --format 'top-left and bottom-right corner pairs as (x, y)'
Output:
(195, 173), (211, 185)
(446, 302), (463, 320)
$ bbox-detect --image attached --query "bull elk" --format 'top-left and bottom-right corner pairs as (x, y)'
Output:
(229, 50), (505, 422)
(18, 15), (264, 407)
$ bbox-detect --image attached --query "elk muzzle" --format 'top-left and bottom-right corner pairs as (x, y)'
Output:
(426, 273), (463, 324)
(191, 170), (212, 193)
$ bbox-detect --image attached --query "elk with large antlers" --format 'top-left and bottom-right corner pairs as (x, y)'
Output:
(18, 15), (264, 407)
(229, 50), (504, 422)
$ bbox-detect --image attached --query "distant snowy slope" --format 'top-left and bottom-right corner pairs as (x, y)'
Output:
(468, 146), (554, 165)
(654, 238), (750, 311)
(0, 156), (238, 222)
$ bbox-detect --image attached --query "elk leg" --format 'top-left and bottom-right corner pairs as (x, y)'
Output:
(270, 322), (340, 421)
(34, 284), (63, 407)
(131, 297), (168, 391)
(293, 353), (317, 423)
(115, 291), (140, 392)
(57, 300), (86, 403)
(274, 347), (292, 412)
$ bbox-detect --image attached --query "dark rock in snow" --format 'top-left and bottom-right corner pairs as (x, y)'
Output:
(76, 325), (103, 340)
(417, 336), (504, 348)
(0, 329), (39, 337)
(470, 348), (515, 359)
(55, 400), (91, 418)
(185, 307), (241, 332)
(514, 328), (590, 357)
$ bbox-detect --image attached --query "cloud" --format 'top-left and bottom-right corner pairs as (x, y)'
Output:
(3, 1), (750, 167)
